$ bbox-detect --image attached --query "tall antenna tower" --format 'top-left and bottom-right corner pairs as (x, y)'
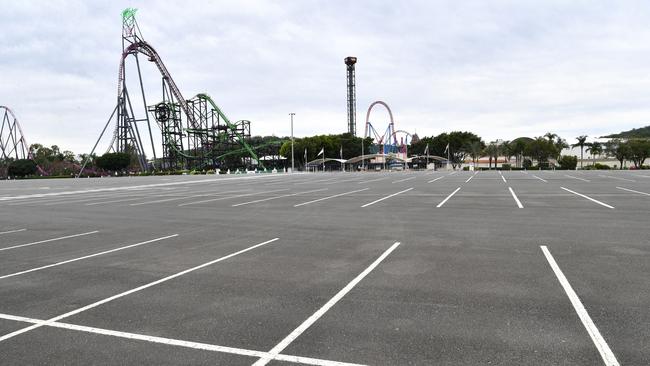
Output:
(345, 57), (357, 136)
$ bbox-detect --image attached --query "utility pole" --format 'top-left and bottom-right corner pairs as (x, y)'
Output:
(289, 113), (295, 173)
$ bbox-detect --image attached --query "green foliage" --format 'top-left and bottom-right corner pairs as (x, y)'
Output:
(603, 138), (650, 169)
(279, 133), (371, 167)
(411, 131), (483, 168)
(466, 140), (486, 166)
(96, 153), (131, 172)
(8, 159), (38, 177)
(484, 143), (499, 169)
(604, 125), (650, 139)
(583, 163), (611, 170)
(557, 155), (578, 170)
(604, 139), (630, 169)
(524, 137), (558, 166)
(626, 139), (650, 168)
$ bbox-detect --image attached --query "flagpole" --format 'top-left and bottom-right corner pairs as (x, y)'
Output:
(426, 143), (429, 171)
(447, 147), (450, 170)
(361, 137), (364, 171)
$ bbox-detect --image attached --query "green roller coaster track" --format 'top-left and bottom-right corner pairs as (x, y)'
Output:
(158, 93), (281, 169)
(196, 93), (262, 165)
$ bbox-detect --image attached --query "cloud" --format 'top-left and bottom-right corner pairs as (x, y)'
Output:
(2, 0), (650, 154)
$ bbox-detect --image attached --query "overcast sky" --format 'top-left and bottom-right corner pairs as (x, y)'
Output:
(2, 0), (650, 154)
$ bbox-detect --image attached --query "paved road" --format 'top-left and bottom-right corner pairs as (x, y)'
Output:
(0, 170), (647, 365)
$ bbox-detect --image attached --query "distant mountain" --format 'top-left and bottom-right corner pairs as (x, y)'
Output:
(602, 126), (650, 138)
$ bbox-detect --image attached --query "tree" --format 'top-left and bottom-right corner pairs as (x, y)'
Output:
(466, 140), (485, 168)
(557, 155), (578, 170)
(510, 137), (531, 168)
(279, 133), (371, 168)
(585, 142), (603, 166)
(7, 159), (37, 177)
(96, 152), (131, 172)
(484, 143), (499, 169)
(604, 139), (630, 169)
(524, 137), (557, 169)
(627, 139), (650, 168)
(435, 132), (480, 168)
(572, 135), (588, 169)
(500, 141), (513, 167)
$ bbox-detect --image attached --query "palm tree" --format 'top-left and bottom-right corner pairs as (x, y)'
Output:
(500, 141), (513, 168)
(544, 132), (558, 143)
(586, 142), (603, 166)
(572, 135), (588, 169)
(485, 143), (499, 170)
(467, 141), (484, 169)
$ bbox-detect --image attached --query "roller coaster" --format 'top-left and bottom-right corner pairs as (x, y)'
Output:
(81, 8), (264, 175)
(0, 106), (31, 163)
(364, 101), (411, 156)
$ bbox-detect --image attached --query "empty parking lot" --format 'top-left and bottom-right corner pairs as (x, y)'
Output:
(0, 170), (648, 365)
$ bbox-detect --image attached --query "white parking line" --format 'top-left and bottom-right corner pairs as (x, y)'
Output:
(0, 229), (26, 235)
(448, 171), (458, 176)
(7, 192), (124, 206)
(465, 175), (474, 183)
(0, 238), (280, 343)
(427, 176), (444, 183)
(508, 187), (524, 208)
(86, 197), (155, 206)
(40, 189), (188, 206)
(565, 175), (590, 182)
(0, 175), (275, 202)
(437, 187), (461, 208)
(294, 177), (339, 185)
(391, 176), (416, 184)
(130, 190), (246, 206)
(0, 234), (178, 280)
(294, 188), (369, 207)
(252, 242), (401, 366)
(598, 175), (635, 182)
(540, 246), (620, 366)
(0, 231), (99, 252)
(179, 189), (288, 207)
(501, 175), (507, 183)
(532, 175), (548, 183)
(231, 189), (328, 207)
(357, 177), (387, 184)
(616, 186), (650, 197)
(0, 313), (364, 366)
(361, 188), (413, 208)
(560, 187), (614, 209)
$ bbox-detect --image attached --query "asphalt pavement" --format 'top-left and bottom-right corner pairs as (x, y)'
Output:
(0, 170), (648, 365)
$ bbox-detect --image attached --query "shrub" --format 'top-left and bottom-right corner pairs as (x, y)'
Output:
(8, 159), (38, 177)
(557, 155), (577, 170)
(522, 159), (533, 169)
(96, 153), (131, 172)
(501, 164), (511, 170)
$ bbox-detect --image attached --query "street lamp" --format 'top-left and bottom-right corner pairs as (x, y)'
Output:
(289, 113), (295, 173)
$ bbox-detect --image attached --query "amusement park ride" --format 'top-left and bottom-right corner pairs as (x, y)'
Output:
(0, 106), (31, 162)
(2, 9), (419, 176)
(79, 8), (263, 175)
(362, 101), (412, 166)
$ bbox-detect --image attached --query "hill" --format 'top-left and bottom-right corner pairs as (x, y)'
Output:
(602, 125), (650, 138)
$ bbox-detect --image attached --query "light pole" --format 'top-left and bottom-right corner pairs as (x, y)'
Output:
(289, 113), (295, 173)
